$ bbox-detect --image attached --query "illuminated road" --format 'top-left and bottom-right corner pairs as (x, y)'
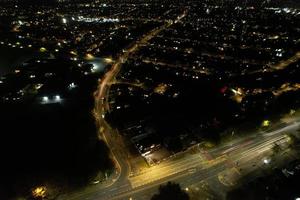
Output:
(128, 121), (299, 188)
(92, 8), (188, 188)
(58, 9), (189, 200)
(58, 119), (300, 200)
(57, 7), (300, 200)
(269, 51), (300, 71)
(118, 121), (299, 200)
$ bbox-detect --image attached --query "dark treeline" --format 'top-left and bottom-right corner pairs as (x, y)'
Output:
(0, 65), (113, 199)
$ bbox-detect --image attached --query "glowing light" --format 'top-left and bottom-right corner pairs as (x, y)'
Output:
(75, 17), (119, 23)
(68, 82), (77, 89)
(32, 186), (47, 198)
(39, 47), (47, 52)
(263, 158), (271, 164)
(42, 96), (49, 102)
(230, 88), (243, 95)
(86, 53), (94, 60)
(290, 109), (296, 115)
(104, 57), (113, 63)
(55, 95), (61, 101)
(91, 64), (99, 72)
(262, 120), (270, 127)
(35, 84), (43, 90)
(62, 18), (67, 24)
(70, 50), (77, 55)
(154, 83), (168, 94)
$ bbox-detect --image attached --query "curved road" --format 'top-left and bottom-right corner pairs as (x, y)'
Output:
(58, 9), (188, 200)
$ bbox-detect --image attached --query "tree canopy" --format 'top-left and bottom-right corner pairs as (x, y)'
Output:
(151, 182), (189, 200)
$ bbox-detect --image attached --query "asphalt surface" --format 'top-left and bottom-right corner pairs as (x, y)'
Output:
(58, 118), (300, 200)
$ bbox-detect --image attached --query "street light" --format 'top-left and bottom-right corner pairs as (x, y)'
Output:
(68, 82), (77, 90)
(62, 18), (67, 24)
(55, 95), (61, 101)
(263, 158), (271, 164)
(39, 47), (47, 52)
(86, 53), (94, 60)
(262, 120), (270, 127)
(32, 186), (47, 198)
(42, 96), (49, 102)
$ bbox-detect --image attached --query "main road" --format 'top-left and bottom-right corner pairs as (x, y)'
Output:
(58, 118), (300, 200)
(94, 8), (188, 191)
(58, 9), (188, 200)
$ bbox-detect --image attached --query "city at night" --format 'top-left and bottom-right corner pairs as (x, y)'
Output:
(0, 0), (300, 199)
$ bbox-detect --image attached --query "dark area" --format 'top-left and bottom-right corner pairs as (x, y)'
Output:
(227, 159), (300, 200)
(0, 59), (113, 199)
(151, 182), (189, 200)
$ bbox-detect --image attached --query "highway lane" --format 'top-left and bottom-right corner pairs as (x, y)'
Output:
(108, 122), (300, 200)
(59, 115), (300, 200)
(58, 119), (300, 200)
(209, 120), (300, 157)
(129, 121), (300, 188)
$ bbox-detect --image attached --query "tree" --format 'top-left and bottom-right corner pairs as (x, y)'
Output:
(288, 134), (300, 149)
(151, 182), (189, 200)
(272, 143), (281, 154)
